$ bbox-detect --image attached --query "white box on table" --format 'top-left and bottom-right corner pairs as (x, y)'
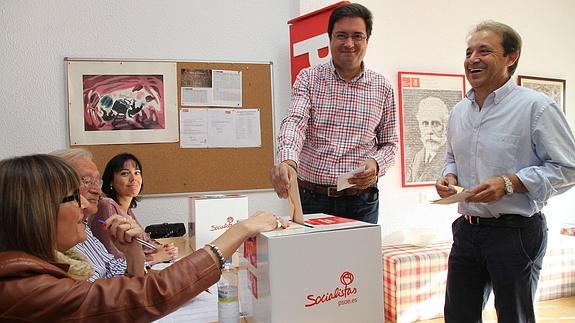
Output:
(188, 194), (248, 250)
(239, 213), (383, 323)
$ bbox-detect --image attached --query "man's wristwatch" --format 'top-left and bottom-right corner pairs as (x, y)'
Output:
(501, 175), (514, 195)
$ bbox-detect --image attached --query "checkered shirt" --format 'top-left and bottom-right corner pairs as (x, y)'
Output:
(278, 61), (398, 185)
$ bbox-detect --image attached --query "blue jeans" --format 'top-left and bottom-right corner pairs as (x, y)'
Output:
(298, 186), (379, 224)
(444, 214), (548, 323)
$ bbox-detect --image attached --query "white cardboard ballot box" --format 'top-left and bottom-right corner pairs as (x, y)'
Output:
(188, 194), (248, 250)
(239, 214), (383, 323)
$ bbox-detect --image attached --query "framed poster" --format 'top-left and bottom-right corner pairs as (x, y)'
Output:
(518, 75), (566, 114)
(67, 60), (178, 145)
(398, 72), (466, 187)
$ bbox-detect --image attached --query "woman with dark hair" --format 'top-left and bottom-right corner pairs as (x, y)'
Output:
(0, 154), (286, 321)
(89, 153), (176, 262)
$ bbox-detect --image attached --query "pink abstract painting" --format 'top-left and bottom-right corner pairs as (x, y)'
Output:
(82, 75), (166, 131)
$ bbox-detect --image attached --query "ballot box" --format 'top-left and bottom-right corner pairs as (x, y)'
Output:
(188, 194), (248, 250)
(239, 214), (383, 323)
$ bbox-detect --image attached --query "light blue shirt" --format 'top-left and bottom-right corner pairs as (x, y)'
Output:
(443, 78), (575, 218)
(75, 225), (127, 282)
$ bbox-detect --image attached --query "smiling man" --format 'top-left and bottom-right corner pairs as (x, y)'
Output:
(270, 3), (397, 224)
(435, 21), (575, 322)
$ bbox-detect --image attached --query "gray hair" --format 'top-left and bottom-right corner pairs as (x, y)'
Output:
(50, 148), (93, 162)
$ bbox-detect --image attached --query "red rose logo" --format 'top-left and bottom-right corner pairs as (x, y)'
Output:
(340, 271), (354, 286)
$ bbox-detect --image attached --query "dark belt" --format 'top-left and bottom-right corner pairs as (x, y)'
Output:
(464, 212), (542, 227)
(298, 179), (371, 197)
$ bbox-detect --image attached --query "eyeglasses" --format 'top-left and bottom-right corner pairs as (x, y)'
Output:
(333, 32), (367, 42)
(80, 176), (103, 188)
(61, 190), (82, 208)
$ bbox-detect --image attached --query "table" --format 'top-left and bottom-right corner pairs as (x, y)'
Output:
(152, 237), (247, 322)
(383, 236), (575, 323)
(383, 241), (452, 323)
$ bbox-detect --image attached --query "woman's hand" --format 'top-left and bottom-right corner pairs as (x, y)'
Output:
(105, 215), (146, 276)
(164, 243), (178, 260)
(240, 211), (290, 238)
(205, 211), (290, 266)
(105, 215), (145, 256)
(148, 243), (179, 265)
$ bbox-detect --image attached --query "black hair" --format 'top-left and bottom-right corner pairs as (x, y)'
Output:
(101, 153), (143, 209)
(328, 3), (373, 40)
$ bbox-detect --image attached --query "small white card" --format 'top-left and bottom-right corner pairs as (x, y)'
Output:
(431, 186), (475, 205)
(337, 166), (366, 191)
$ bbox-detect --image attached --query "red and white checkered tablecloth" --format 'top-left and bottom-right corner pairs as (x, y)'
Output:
(383, 241), (452, 323)
(382, 237), (575, 323)
(561, 227), (575, 236)
(536, 236), (575, 301)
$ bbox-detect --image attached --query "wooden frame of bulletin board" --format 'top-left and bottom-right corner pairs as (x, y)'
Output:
(67, 59), (275, 195)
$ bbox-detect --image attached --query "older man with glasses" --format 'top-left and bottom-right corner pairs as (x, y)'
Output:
(51, 148), (145, 280)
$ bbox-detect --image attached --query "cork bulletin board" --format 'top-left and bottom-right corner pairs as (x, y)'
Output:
(68, 59), (275, 194)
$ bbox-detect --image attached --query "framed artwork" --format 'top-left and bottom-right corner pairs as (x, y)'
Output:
(398, 72), (466, 187)
(67, 60), (178, 145)
(518, 75), (566, 114)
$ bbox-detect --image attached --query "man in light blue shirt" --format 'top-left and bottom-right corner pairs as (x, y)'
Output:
(435, 21), (575, 322)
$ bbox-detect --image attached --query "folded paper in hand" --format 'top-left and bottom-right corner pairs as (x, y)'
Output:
(431, 185), (475, 205)
(336, 166), (366, 191)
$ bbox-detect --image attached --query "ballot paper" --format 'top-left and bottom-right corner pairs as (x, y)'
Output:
(431, 185), (475, 204)
(336, 166), (366, 191)
(288, 167), (304, 224)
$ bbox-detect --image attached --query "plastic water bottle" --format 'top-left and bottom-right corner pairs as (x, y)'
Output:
(218, 257), (240, 323)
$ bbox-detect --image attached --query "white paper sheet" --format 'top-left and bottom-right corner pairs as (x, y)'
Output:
(431, 188), (475, 205)
(288, 167), (304, 224)
(154, 285), (218, 322)
(181, 69), (242, 107)
(179, 108), (208, 148)
(336, 166), (366, 191)
(212, 70), (242, 107)
(180, 108), (261, 148)
(235, 109), (261, 147)
(208, 109), (235, 147)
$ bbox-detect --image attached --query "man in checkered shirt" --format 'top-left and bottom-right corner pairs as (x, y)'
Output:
(270, 3), (397, 224)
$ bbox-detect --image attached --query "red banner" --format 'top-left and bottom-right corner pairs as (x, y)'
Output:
(287, 1), (349, 84)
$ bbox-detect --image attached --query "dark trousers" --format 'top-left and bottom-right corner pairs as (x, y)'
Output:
(298, 186), (379, 224)
(444, 214), (548, 323)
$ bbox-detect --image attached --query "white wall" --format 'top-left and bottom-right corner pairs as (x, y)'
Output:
(1, 0), (573, 246)
(300, 0), (575, 244)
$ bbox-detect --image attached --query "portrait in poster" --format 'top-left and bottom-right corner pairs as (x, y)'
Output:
(67, 60), (178, 145)
(518, 75), (566, 114)
(398, 72), (466, 187)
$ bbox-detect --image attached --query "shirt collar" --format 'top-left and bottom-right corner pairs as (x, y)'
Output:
(465, 77), (517, 105)
(329, 60), (367, 83)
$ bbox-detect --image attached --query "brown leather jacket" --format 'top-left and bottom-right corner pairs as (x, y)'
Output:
(0, 249), (220, 322)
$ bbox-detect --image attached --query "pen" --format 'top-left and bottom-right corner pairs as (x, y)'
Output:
(98, 219), (158, 250)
